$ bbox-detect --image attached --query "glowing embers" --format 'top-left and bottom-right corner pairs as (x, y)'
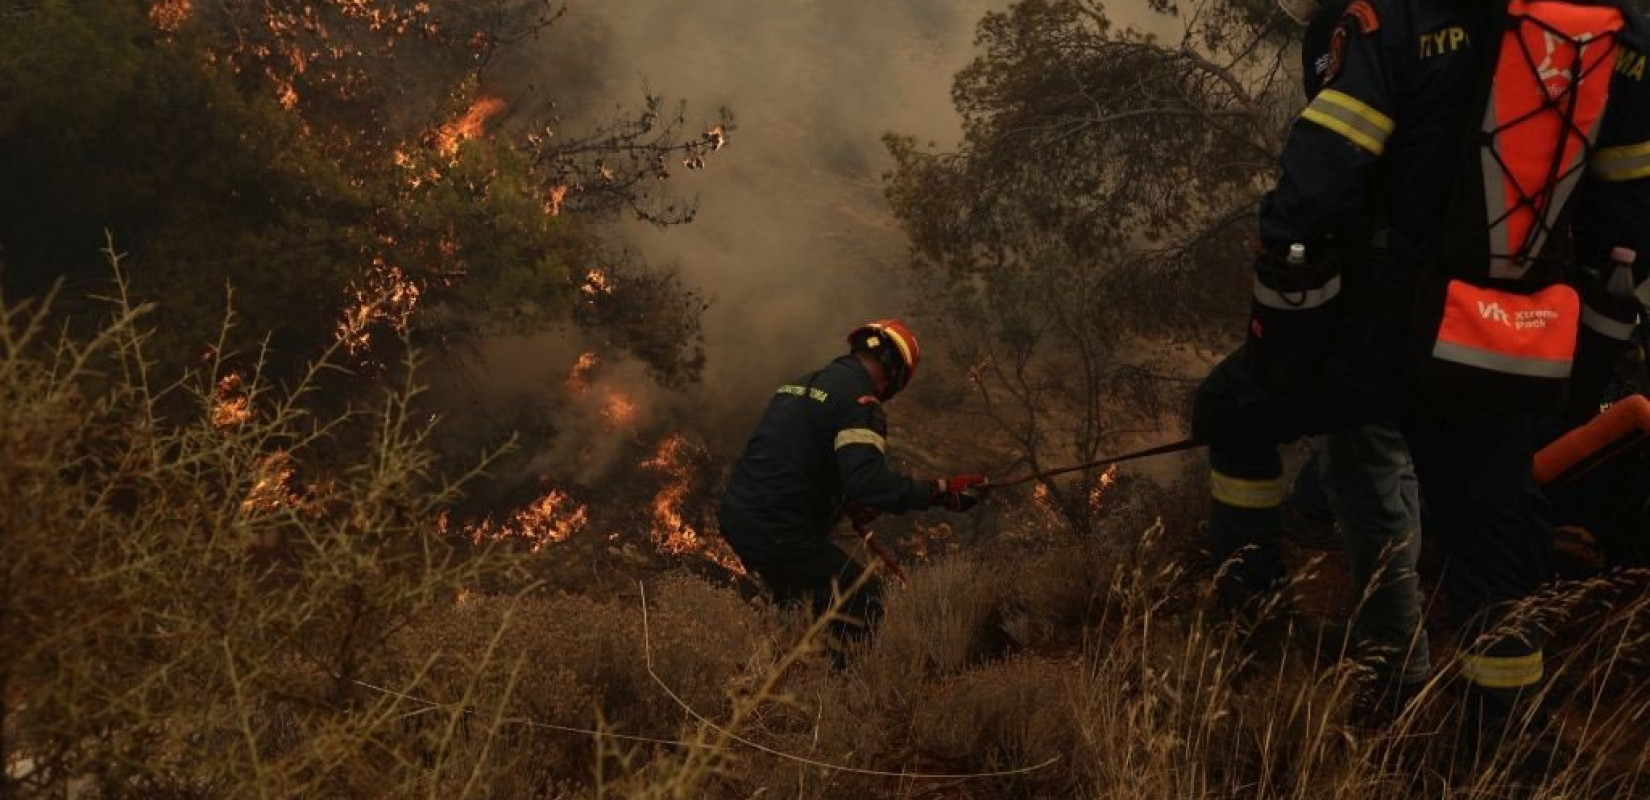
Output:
(642, 434), (744, 574)
(336, 257), (424, 357)
(1087, 464), (1119, 513)
(211, 373), (253, 432)
(565, 352), (640, 432)
(241, 451), (299, 517)
(466, 487), (590, 553)
(566, 352), (601, 393)
(149, 0), (192, 32)
(602, 394), (639, 428)
(580, 268), (615, 302)
(436, 96), (506, 158)
(682, 125), (729, 170)
(545, 184), (570, 216)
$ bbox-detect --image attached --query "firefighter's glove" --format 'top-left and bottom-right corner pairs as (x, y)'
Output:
(930, 475), (988, 512)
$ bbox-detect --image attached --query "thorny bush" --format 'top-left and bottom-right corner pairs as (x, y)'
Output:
(4, 261), (1650, 799)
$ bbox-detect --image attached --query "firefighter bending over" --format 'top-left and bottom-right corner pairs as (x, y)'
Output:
(718, 319), (986, 644)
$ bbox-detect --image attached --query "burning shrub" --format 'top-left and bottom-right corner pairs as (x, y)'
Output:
(0, 270), (535, 798)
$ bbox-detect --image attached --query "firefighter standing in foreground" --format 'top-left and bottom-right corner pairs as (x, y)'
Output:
(1278, 0), (1433, 705)
(1194, 0), (1650, 738)
(718, 320), (985, 644)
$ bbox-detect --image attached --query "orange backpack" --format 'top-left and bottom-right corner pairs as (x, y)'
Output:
(1421, 0), (1626, 412)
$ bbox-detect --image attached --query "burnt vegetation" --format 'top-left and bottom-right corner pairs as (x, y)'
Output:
(2, 1), (1650, 798)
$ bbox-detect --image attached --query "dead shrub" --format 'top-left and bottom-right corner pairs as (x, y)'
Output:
(866, 558), (1011, 680)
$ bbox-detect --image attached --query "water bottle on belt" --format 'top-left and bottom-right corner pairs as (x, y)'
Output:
(1245, 241), (1343, 392)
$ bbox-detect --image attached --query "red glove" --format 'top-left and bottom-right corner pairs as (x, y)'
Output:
(930, 474), (988, 512)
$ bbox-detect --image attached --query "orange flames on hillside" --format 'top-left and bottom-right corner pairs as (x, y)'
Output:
(545, 184), (569, 216)
(581, 268), (614, 301)
(565, 352), (641, 431)
(211, 373), (253, 432)
(603, 394), (639, 428)
(241, 452), (298, 516)
(567, 352), (600, 392)
(436, 96), (506, 157)
(466, 487), (589, 552)
(149, 0), (192, 32)
(643, 434), (744, 574)
(336, 257), (423, 356)
(1088, 465), (1119, 512)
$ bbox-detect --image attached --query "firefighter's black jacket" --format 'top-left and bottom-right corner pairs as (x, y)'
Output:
(718, 356), (932, 564)
(1261, 0), (1650, 272)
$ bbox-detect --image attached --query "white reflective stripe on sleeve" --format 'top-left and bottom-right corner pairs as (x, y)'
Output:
(1252, 274), (1342, 311)
(834, 428), (887, 452)
(1582, 304), (1639, 341)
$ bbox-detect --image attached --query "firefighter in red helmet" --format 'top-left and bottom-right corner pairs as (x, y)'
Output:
(1192, 0), (1650, 744)
(718, 319), (986, 648)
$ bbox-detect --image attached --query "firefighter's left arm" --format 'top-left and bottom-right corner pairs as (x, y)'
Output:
(1573, 44), (1650, 293)
(831, 396), (934, 514)
(1260, 0), (1396, 250)
(1567, 46), (1650, 420)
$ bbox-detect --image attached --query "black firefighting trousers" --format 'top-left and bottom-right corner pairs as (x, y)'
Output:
(1192, 349), (1552, 704)
(729, 536), (885, 648)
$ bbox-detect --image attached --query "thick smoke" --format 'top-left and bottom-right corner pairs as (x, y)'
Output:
(434, 0), (1011, 480)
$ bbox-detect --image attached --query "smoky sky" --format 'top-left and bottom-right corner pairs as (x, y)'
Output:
(567, 0), (1015, 429)
(441, 0), (1015, 464)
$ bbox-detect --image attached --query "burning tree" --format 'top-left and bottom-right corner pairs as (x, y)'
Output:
(0, 0), (722, 392)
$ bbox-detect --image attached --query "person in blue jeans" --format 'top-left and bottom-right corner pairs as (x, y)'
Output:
(1285, 430), (1432, 696)
(1273, 0), (1433, 702)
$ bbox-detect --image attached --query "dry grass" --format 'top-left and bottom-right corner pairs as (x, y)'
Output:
(4, 263), (1650, 799)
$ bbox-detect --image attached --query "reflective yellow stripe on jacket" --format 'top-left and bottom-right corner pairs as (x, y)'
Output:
(1590, 140), (1650, 182)
(1300, 89), (1396, 155)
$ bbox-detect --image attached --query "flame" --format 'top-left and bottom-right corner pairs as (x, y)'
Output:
(602, 392), (638, 428)
(336, 258), (423, 356)
(910, 521), (953, 562)
(467, 487), (588, 552)
(149, 0), (192, 31)
(211, 373), (253, 432)
(566, 352), (600, 393)
(1029, 481), (1065, 531)
(1086, 465), (1119, 512)
(436, 95), (506, 158)
(275, 79), (300, 110)
(545, 184), (569, 216)
(642, 434), (744, 574)
(580, 268), (614, 301)
(241, 451), (298, 516)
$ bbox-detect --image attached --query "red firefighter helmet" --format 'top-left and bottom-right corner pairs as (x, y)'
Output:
(847, 318), (921, 399)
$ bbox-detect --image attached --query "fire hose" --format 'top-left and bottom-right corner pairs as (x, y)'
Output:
(850, 436), (1206, 582)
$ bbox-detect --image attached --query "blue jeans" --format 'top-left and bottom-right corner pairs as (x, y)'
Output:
(1320, 426), (1431, 685)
